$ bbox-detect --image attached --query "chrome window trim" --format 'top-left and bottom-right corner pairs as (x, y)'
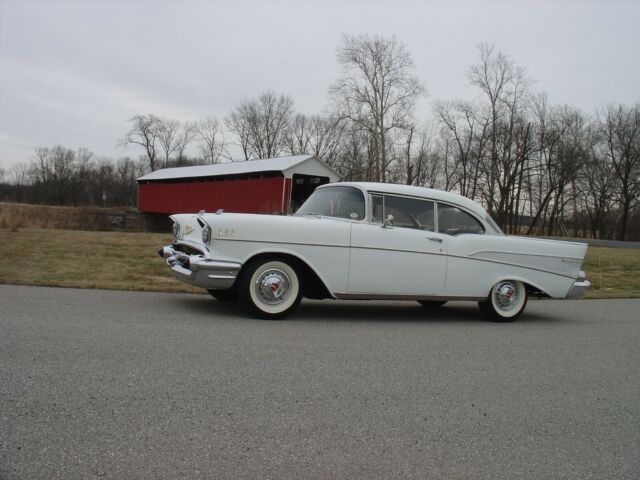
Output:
(368, 193), (384, 224)
(366, 192), (436, 231)
(317, 186), (489, 234)
(434, 202), (439, 233)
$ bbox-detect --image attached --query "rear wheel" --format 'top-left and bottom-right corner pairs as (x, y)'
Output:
(238, 258), (303, 319)
(479, 280), (527, 322)
(207, 289), (237, 302)
(417, 300), (447, 308)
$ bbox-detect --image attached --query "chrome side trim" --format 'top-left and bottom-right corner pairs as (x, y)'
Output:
(334, 293), (486, 301)
(214, 237), (350, 249)
(470, 249), (583, 261)
(214, 237), (580, 280)
(466, 251), (582, 280)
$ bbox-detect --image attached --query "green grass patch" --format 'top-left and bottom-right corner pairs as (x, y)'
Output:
(582, 247), (640, 298)
(1, 228), (638, 299)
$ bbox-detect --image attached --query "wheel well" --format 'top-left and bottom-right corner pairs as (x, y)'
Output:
(240, 252), (332, 300)
(525, 283), (550, 299)
(485, 280), (549, 300)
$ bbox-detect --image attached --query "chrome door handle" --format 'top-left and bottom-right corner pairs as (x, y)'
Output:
(426, 236), (443, 243)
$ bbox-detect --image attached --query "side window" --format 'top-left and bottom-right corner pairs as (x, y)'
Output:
(437, 203), (485, 235)
(370, 194), (435, 231)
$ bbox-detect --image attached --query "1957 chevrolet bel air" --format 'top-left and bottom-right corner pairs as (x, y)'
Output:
(159, 182), (590, 321)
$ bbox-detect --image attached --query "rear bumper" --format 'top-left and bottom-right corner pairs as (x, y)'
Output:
(565, 280), (590, 299)
(159, 245), (241, 290)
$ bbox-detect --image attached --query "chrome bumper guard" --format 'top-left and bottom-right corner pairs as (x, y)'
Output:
(565, 270), (590, 299)
(159, 245), (241, 290)
(566, 280), (590, 299)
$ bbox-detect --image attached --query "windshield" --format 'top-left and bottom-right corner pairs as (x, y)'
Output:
(295, 186), (365, 220)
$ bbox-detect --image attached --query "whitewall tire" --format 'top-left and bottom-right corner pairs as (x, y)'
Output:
(240, 258), (303, 319)
(479, 280), (528, 322)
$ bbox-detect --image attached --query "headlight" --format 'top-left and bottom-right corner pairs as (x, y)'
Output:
(202, 224), (212, 244)
(172, 221), (180, 239)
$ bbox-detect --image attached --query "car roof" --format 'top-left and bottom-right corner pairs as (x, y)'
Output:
(320, 182), (489, 218)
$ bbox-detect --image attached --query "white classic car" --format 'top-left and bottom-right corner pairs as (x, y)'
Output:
(159, 182), (590, 321)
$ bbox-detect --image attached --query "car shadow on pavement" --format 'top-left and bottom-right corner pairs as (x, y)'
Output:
(295, 300), (561, 324)
(174, 295), (562, 324)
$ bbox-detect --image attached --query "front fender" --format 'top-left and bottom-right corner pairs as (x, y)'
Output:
(240, 247), (338, 299)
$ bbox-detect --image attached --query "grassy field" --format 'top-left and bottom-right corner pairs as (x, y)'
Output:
(1, 228), (639, 299)
(0, 202), (145, 232)
(0, 228), (200, 294)
(582, 247), (640, 298)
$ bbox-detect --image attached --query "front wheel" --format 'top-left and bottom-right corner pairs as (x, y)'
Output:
(479, 280), (528, 322)
(238, 258), (303, 319)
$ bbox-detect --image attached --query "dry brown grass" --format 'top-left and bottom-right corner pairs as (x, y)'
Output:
(0, 202), (144, 232)
(0, 228), (200, 294)
(1, 227), (638, 298)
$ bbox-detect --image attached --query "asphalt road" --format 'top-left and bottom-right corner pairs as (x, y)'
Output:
(1, 285), (639, 480)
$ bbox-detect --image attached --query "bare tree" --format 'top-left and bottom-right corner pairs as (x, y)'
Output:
(157, 118), (180, 167)
(68, 147), (94, 206)
(332, 123), (370, 181)
(121, 114), (162, 171)
(9, 163), (30, 187)
(468, 43), (532, 231)
(175, 121), (198, 165)
(527, 93), (560, 234)
(198, 116), (225, 164)
(598, 103), (640, 240)
(433, 100), (489, 200)
(544, 106), (588, 235)
(579, 136), (617, 238)
(329, 34), (425, 182)
(226, 90), (294, 160)
(287, 114), (344, 167)
(28, 145), (74, 204)
(400, 122), (441, 187)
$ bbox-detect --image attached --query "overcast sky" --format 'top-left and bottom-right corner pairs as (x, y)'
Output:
(1, 0), (639, 171)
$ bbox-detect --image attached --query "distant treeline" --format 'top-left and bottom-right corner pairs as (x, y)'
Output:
(1, 35), (638, 240)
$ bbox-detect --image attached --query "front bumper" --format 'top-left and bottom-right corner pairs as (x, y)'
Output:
(159, 245), (242, 290)
(566, 280), (590, 299)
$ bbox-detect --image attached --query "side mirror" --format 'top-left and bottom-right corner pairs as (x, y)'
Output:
(382, 214), (395, 228)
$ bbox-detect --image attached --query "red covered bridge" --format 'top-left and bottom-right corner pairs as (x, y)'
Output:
(137, 155), (340, 215)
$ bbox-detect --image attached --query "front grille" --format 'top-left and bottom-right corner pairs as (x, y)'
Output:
(173, 242), (205, 256)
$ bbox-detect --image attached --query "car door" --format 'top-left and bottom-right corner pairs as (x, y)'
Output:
(348, 194), (447, 296)
(435, 202), (493, 297)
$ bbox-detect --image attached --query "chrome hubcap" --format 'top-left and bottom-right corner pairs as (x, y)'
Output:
(494, 282), (518, 311)
(255, 269), (291, 305)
